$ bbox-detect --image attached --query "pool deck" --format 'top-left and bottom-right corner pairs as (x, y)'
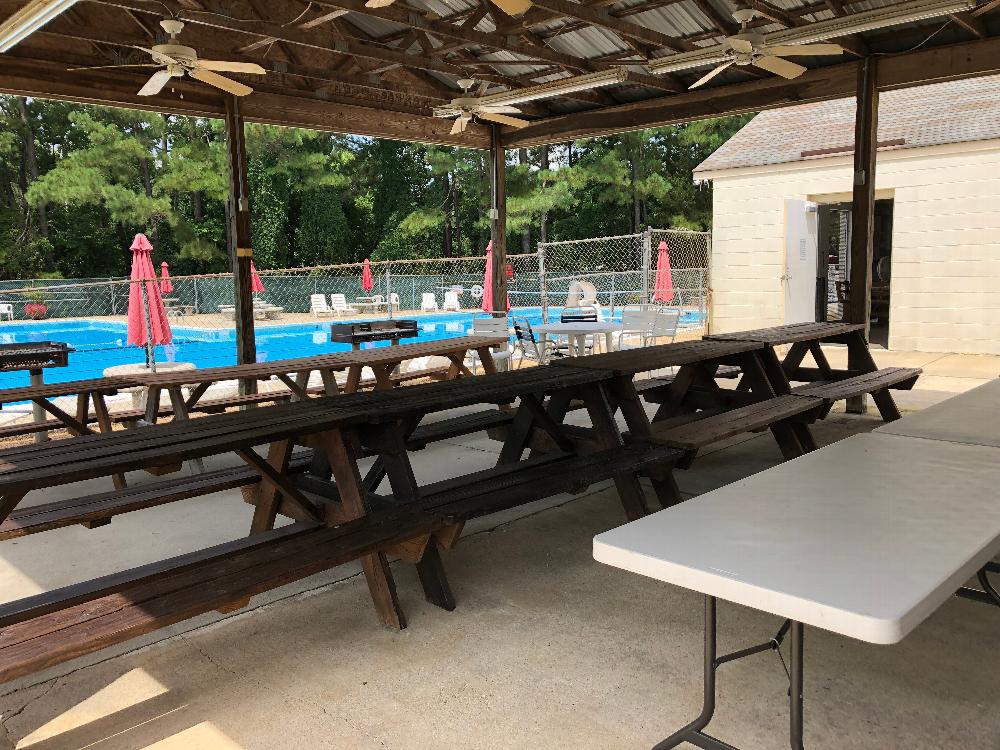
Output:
(0, 399), (996, 749)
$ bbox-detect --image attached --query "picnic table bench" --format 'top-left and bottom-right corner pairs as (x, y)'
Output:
(555, 340), (822, 462)
(707, 322), (921, 421)
(0, 363), (683, 682)
(595, 429), (1000, 749)
(128, 335), (506, 427)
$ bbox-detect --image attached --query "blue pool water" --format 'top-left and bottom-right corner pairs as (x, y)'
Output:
(0, 307), (703, 390)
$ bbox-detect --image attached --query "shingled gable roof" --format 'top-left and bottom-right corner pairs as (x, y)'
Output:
(694, 74), (1000, 176)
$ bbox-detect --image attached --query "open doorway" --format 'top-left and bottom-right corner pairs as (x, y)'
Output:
(816, 200), (893, 348)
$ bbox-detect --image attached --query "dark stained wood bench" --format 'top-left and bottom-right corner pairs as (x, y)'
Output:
(0, 440), (680, 684)
(646, 394), (825, 464)
(0, 453), (314, 541)
(792, 367), (922, 421)
(405, 408), (516, 449)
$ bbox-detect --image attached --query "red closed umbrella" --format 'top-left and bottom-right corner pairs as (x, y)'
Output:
(651, 241), (675, 304)
(159, 261), (174, 294)
(482, 241), (510, 313)
(361, 258), (374, 292)
(250, 261), (265, 294)
(127, 234), (172, 360)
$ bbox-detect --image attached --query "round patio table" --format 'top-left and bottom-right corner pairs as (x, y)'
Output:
(533, 321), (623, 356)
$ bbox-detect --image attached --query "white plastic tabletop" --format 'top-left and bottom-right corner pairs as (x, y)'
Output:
(876, 378), (1000, 447)
(533, 322), (623, 334)
(593, 433), (1000, 644)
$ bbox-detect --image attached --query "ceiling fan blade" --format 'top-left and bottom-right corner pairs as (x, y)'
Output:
(68, 63), (159, 72)
(726, 37), (754, 54)
(490, 0), (532, 15)
(766, 43), (844, 57)
(196, 60), (267, 75)
(478, 111), (530, 129)
(753, 55), (807, 80)
(689, 61), (734, 89)
(480, 104), (522, 114)
(133, 46), (178, 66)
(450, 115), (472, 135)
(365, 0), (396, 6)
(138, 69), (174, 97)
(190, 68), (254, 97)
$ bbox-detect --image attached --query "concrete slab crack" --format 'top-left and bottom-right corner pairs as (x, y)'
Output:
(1, 678), (58, 750)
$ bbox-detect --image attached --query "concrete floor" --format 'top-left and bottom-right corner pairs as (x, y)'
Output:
(0, 398), (998, 749)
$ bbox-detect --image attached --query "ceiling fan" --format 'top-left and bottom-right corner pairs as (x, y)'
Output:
(688, 8), (844, 89)
(68, 19), (266, 97)
(366, 0), (531, 15)
(434, 79), (531, 135)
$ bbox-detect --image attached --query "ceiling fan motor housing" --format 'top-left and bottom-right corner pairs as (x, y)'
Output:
(152, 43), (198, 67)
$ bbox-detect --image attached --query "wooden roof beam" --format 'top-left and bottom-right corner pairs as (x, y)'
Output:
(506, 35), (1000, 147)
(527, 0), (695, 51)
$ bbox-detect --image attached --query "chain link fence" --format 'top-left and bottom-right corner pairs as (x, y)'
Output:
(0, 231), (708, 387)
(538, 227), (711, 332)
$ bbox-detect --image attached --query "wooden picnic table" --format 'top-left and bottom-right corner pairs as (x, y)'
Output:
(0, 376), (140, 489)
(129, 335), (506, 427)
(706, 322), (921, 421)
(553, 339), (820, 461)
(0, 363), (682, 682)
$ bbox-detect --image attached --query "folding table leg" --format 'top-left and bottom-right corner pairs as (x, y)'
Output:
(653, 596), (806, 750)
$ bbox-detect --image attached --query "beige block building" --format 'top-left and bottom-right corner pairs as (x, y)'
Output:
(694, 75), (1000, 355)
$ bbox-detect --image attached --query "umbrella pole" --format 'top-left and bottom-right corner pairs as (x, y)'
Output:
(140, 281), (156, 373)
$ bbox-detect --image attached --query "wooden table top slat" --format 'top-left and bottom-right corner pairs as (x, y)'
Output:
(130, 336), (507, 387)
(551, 339), (765, 374)
(705, 322), (864, 345)
(0, 365), (610, 489)
(0, 376), (139, 405)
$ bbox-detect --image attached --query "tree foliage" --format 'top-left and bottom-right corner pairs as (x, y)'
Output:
(0, 95), (750, 280)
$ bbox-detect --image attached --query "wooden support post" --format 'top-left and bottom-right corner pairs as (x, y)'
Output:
(224, 95), (258, 392)
(847, 58), (878, 414)
(489, 124), (508, 322)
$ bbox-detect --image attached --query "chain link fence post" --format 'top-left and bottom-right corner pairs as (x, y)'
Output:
(538, 241), (549, 323)
(641, 226), (652, 306)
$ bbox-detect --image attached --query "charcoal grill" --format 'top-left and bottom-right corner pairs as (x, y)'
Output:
(330, 320), (419, 350)
(0, 341), (73, 372)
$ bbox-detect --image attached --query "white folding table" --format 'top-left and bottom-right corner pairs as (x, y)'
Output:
(594, 432), (1000, 749)
(876, 377), (1000, 448)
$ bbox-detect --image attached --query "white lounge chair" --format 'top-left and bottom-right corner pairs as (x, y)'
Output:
(330, 294), (356, 317)
(443, 290), (461, 312)
(421, 293), (439, 312)
(310, 294), (335, 318)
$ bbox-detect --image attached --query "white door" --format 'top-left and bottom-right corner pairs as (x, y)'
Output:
(783, 199), (819, 324)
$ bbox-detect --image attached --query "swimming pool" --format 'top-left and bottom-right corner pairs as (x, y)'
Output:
(0, 307), (704, 390)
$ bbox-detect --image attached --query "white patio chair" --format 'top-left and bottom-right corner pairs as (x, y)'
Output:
(310, 294), (335, 318)
(388, 293), (400, 312)
(649, 307), (681, 345)
(0, 303), (13, 321)
(443, 290), (461, 312)
(467, 317), (513, 373)
(421, 293), (439, 312)
(616, 307), (658, 351)
(330, 294), (356, 317)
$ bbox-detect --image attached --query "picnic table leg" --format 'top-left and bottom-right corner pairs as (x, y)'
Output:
(248, 439), (297, 534)
(607, 375), (682, 508)
(475, 346), (498, 375)
(845, 331), (901, 421)
(374, 423), (457, 612)
(29, 369), (47, 443)
(91, 394), (128, 490)
(737, 352), (811, 460)
(345, 365), (363, 394)
(0, 491), (26, 527)
(166, 386), (207, 473)
(323, 427), (409, 628)
(580, 382), (651, 521)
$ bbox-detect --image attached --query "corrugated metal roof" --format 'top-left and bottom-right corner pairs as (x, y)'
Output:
(694, 74), (1000, 174)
